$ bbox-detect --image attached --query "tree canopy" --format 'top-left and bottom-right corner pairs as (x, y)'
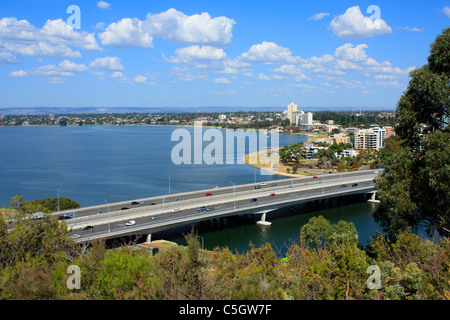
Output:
(374, 27), (450, 239)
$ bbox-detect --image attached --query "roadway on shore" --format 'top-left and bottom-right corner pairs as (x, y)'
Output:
(66, 170), (378, 241)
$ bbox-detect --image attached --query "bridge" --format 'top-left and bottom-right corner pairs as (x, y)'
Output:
(57, 170), (380, 243)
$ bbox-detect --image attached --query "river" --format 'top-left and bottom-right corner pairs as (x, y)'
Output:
(0, 125), (381, 253)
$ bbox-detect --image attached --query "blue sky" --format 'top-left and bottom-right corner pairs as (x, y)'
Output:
(0, 0), (449, 110)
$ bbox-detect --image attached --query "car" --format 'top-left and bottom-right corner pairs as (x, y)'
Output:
(176, 198), (184, 201)
(313, 176), (318, 179)
(140, 201), (149, 205)
(271, 183), (277, 186)
(340, 185), (347, 188)
(270, 193), (276, 196)
(31, 212), (44, 220)
(149, 202), (157, 206)
(151, 215), (160, 220)
(58, 213), (72, 220)
(205, 193), (213, 196)
(352, 183), (358, 187)
(126, 220), (136, 226)
(251, 198), (258, 202)
(131, 201), (139, 205)
(206, 207), (215, 211)
(82, 225), (94, 231)
(364, 182), (370, 186)
(172, 208), (180, 212)
(260, 182), (267, 186)
(197, 206), (207, 211)
(255, 185), (262, 189)
(96, 211), (104, 214)
(121, 207), (129, 210)
(71, 234), (80, 239)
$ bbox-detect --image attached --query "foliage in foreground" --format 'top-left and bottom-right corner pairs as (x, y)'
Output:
(1, 214), (449, 300)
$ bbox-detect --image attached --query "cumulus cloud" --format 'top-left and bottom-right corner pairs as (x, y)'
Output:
(239, 41), (301, 64)
(0, 17), (101, 63)
(334, 43), (368, 61)
(308, 13), (330, 21)
(97, 1), (111, 10)
(89, 56), (124, 70)
(99, 8), (235, 48)
(330, 6), (392, 40)
(168, 45), (227, 63)
(58, 59), (89, 72)
(8, 70), (29, 77)
(443, 7), (450, 18)
(99, 18), (154, 48)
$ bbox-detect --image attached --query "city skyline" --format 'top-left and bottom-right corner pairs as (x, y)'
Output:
(1, 1), (449, 110)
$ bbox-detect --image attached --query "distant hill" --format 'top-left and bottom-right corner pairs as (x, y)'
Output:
(0, 105), (394, 115)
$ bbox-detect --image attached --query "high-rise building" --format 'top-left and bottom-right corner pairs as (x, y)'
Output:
(286, 102), (298, 124)
(354, 129), (380, 150)
(371, 127), (386, 150)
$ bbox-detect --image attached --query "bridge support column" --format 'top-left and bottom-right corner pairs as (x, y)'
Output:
(146, 233), (152, 243)
(257, 213), (272, 226)
(367, 191), (380, 203)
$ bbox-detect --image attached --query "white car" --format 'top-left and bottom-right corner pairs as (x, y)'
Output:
(126, 220), (136, 226)
(259, 182), (267, 186)
(172, 208), (180, 212)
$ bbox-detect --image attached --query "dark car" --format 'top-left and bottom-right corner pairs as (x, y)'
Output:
(255, 185), (262, 189)
(58, 213), (72, 220)
(149, 202), (157, 206)
(197, 206), (207, 211)
(251, 198), (258, 202)
(121, 207), (129, 210)
(131, 201), (139, 205)
(352, 183), (358, 187)
(82, 225), (94, 231)
(340, 184), (347, 188)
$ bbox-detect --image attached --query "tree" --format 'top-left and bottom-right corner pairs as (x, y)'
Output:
(374, 28), (450, 238)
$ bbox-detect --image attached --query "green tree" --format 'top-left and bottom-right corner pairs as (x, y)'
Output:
(374, 28), (450, 238)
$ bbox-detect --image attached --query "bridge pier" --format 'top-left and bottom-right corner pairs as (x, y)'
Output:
(146, 233), (152, 243)
(367, 191), (380, 203)
(257, 212), (272, 226)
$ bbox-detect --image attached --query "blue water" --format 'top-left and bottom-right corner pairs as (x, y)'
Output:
(0, 125), (308, 207)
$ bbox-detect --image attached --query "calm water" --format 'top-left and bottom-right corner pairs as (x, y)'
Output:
(0, 125), (307, 207)
(0, 125), (381, 253)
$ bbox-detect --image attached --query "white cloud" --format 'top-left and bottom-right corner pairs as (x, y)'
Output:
(0, 17), (101, 63)
(169, 45), (227, 63)
(58, 60), (89, 72)
(308, 13), (330, 21)
(134, 74), (147, 83)
(213, 77), (231, 84)
(143, 9), (235, 46)
(396, 26), (423, 32)
(330, 6), (392, 39)
(97, 1), (111, 9)
(239, 41), (301, 64)
(90, 57), (124, 70)
(334, 43), (368, 61)
(110, 71), (131, 83)
(99, 18), (154, 48)
(100, 8), (235, 48)
(8, 70), (29, 77)
(443, 7), (450, 18)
